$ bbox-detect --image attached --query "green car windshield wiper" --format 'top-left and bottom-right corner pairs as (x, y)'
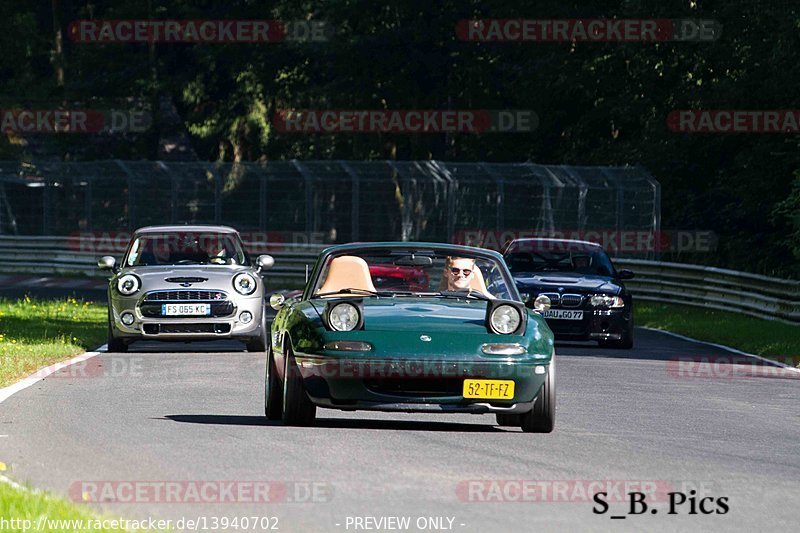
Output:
(437, 289), (491, 301)
(314, 288), (395, 298)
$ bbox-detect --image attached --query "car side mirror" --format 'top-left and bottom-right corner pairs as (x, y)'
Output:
(97, 256), (118, 272)
(269, 293), (285, 310)
(616, 269), (635, 280)
(257, 254), (275, 271)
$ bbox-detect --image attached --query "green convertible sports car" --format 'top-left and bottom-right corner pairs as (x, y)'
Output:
(265, 242), (556, 432)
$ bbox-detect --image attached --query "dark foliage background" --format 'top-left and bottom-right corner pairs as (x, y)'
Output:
(1, 0), (798, 276)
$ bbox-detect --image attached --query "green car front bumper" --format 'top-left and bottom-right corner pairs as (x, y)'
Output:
(293, 351), (550, 414)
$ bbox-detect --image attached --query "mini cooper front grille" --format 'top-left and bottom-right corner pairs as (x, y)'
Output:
(560, 294), (584, 308)
(138, 301), (234, 318)
(143, 290), (228, 302)
(143, 323), (231, 335)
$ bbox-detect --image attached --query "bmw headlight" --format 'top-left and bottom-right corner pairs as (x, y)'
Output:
(589, 294), (625, 308)
(328, 302), (360, 332)
(116, 274), (140, 296)
(489, 304), (522, 334)
(233, 273), (258, 295)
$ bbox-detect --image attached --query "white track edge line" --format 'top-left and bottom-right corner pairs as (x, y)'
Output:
(640, 327), (800, 374)
(0, 348), (104, 491)
(0, 349), (103, 404)
(0, 473), (39, 493)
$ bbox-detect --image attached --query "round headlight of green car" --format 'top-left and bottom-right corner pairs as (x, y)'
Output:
(490, 304), (522, 334)
(233, 273), (257, 295)
(329, 302), (360, 332)
(116, 274), (140, 296)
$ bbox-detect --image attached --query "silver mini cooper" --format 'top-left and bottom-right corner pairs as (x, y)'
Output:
(98, 225), (274, 352)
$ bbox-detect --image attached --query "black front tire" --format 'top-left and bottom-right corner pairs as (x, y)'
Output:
(495, 413), (522, 427)
(281, 347), (316, 426)
(246, 307), (268, 352)
(264, 344), (283, 420)
(520, 358), (555, 433)
(107, 310), (128, 353)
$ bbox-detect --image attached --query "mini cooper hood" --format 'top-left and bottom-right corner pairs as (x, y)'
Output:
(121, 265), (255, 287)
(313, 297), (505, 333)
(513, 273), (621, 294)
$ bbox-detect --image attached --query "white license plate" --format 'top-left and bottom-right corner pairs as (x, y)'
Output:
(543, 309), (584, 320)
(162, 304), (211, 316)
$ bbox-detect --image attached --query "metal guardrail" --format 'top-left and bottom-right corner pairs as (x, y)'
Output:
(615, 258), (800, 324)
(1, 236), (798, 324)
(0, 235), (323, 285)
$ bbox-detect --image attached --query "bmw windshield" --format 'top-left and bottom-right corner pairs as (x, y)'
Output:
(504, 241), (616, 278)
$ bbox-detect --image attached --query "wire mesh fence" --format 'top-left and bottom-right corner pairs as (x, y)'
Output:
(0, 160), (660, 257)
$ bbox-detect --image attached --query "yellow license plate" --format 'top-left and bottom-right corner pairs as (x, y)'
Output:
(462, 379), (515, 400)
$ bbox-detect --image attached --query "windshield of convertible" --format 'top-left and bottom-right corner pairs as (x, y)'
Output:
(125, 232), (247, 267)
(311, 249), (516, 300)
(504, 241), (616, 277)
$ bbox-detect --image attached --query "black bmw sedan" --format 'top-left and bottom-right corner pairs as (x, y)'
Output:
(503, 238), (635, 349)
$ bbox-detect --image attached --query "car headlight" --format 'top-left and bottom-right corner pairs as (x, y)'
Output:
(116, 274), (140, 296)
(589, 294), (625, 308)
(533, 294), (551, 313)
(328, 302), (360, 332)
(489, 304), (522, 334)
(233, 273), (258, 295)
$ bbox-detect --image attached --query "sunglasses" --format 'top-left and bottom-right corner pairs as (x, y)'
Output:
(450, 267), (473, 276)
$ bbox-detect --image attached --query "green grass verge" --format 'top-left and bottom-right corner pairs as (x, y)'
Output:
(0, 296), (107, 388)
(0, 481), (141, 532)
(0, 297), (166, 531)
(635, 302), (800, 367)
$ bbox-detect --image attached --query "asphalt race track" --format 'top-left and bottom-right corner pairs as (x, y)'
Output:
(1, 329), (798, 532)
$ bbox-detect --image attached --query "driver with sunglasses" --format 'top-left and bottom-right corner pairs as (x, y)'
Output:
(445, 257), (477, 291)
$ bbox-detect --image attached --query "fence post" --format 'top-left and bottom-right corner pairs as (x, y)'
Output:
(210, 164), (222, 223)
(42, 176), (50, 235)
(114, 160), (136, 229)
(259, 165), (267, 231)
(85, 177), (93, 231)
(339, 161), (360, 242)
(291, 160), (315, 234)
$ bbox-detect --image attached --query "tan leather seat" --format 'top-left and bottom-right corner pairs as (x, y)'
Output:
(317, 255), (377, 296)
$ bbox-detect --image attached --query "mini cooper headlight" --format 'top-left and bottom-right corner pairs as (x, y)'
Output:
(233, 273), (257, 295)
(116, 274), (140, 296)
(589, 294), (625, 308)
(328, 302), (360, 332)
(489, 304), (522, 334)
